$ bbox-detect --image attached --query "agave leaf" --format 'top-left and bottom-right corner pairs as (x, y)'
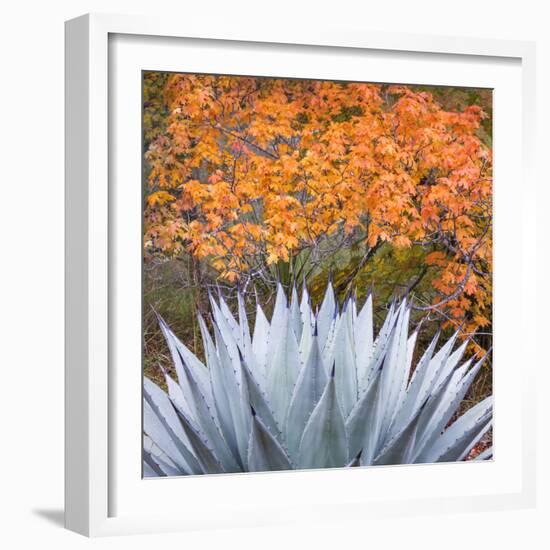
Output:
(143, 449), (182, 477)
(411, 363), (469, 457)
(172, 404), (226, 474)
(154, 454), (185, 476)
(299, 282), (314, 337)
(143, 435), (183, 476)
(174, 352), (241, 472)
(346, 450), (363, 467)
(431, 337), (470, 390)
(216, 291), (243, 349)
(347, 367), (384, 464)
(317, 281), (337, 348)
(144, 378), (192, 450)
(410, 329), (460, 408)
(196, 314), (217, 374)
(394, 335), (463, 445)
(413, 355), (486, 461)
(143, 379), (202, 474)
(420, 397), (493, 463)
(266, 312), (301, 427)
(199, 318), (240, 463)
(386, 330), (418, 439)
(351, 289), (358, 324)
(237, 290), (252, 350)
(240, 356), (282, 442)
(355, 293), (374, 385)
(378, 302), (411, 438)
(358, 302), (398, 392)
(210, 296), (241, 367)
(144, 399), (182, 466)
(475, 446), (493, 461)
(214, 322), (251, 467)
(298, 310), (314, 364)
(389, 330), (440, 435)
(163, 370), (194, 421)
(197, 313), (216, 365)
(252, 302), (270, 381)
(237, 291), (265, 389)
(198, 311), (234, 416)
(157, 314), (212, 403)
(267, 283), (288, 359)
(439, 419), (492, 463)
(143, 451), (166, 477)
(143, 461), (161, 477)
(286, 331), (328, 461)
(332, 301), (358, 417)
(388, 328), (419, 432)
(290, 284), (303, 342)
(298, 372), (349, 469)
(405, 329), (419, 381)
(237, 361), (254, 470)
(172, 346), (219, 429)
(143, 433), (160, 454)
(373, 402), (425, 466)
(144, 433), (180, 469)
(247, 411), (293, 472)
(321, 309), (340, 368)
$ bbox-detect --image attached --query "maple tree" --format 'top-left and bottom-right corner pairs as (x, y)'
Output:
(144, 73), (492, 339)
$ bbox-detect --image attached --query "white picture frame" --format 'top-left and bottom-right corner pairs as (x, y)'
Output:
(65, 13), (537, 537)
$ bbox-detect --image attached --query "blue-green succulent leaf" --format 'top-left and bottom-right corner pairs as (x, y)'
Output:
(143, 379), (202, 474)
(241, 357), (282, 442)
(172, 404), (226, 474)
(266, 312), (302, 427)
(317, 281), (337, 348)
(298, 374), (349, 469)
(355, 293), (374, 388)
(474, 446), (493, 461)
(247, 411), (293, 472)
(286, 331), (328, 461)
(346, 367), (384, 464)
(252, 302), (270, 381)
(420, 397), (493, 463)
(174, 352), (241, 472)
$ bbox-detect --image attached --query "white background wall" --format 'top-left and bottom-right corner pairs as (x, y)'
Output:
(0, 1), (547, 547)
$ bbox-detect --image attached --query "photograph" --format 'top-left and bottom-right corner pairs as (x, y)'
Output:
(0, 0), (543, 544)
(141, 72), (494, 476)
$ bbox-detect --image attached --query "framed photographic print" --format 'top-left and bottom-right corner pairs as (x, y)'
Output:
(65, 13), (537, 536)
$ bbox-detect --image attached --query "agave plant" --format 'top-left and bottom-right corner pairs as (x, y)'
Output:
(143, 283), (492, 477)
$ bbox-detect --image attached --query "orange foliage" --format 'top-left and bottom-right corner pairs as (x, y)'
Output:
(144, 74), (492, 332)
